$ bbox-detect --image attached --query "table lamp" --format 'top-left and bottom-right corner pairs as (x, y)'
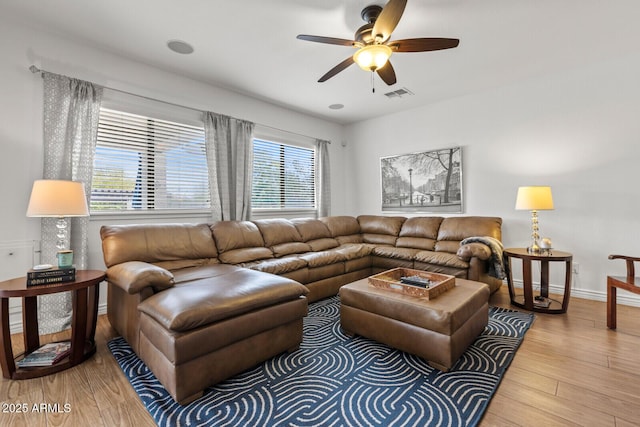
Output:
(26, 180), (89, 253)
(515, 186), (554, 254)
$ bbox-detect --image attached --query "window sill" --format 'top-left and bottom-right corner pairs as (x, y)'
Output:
(89, 209), (318, 222)
(251, 209), (318, 220)
(89, 210), (212, 222)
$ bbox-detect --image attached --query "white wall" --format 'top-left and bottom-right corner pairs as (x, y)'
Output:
(3, 12), (638, 315)
(0, 17), (346, 321)
(344, 50), (640, 304)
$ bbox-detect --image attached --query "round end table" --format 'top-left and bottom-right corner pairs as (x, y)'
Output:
(503, 248), (572, 314)
(0, 270), (105, 379)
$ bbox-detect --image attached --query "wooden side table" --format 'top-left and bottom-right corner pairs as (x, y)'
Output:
(0, 270), (105, 379)
(503, 248), (573, 314)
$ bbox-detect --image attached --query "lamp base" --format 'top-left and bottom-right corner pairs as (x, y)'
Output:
(527, 241), (553, 256)
(527, 243), (542, 254)
(55, 217), (69, 251)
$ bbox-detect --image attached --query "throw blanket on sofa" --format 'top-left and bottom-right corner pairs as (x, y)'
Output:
(460, 236), (506, 279)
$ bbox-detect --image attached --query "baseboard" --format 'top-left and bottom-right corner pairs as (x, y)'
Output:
(510, 280), (640, 308)
(8, 286), (640, 334)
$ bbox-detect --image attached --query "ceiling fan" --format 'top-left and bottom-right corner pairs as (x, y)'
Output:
(297, 0), (459, 88)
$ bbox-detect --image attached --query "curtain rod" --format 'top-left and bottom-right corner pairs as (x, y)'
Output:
(29, 65), (330, 144)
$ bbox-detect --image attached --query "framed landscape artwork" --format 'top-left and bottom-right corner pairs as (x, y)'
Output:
(380, 147), (463, 213)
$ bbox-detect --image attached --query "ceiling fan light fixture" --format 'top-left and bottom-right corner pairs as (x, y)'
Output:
(353, 44), (392, 71)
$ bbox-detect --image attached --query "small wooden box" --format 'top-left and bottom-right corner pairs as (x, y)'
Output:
(368, 268), (455, 299)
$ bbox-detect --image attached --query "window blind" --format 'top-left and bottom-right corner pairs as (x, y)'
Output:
(252, 139), (316, 209)
(90, 108), (210, 212)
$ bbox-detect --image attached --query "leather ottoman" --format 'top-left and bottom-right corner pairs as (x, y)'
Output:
(136, 266), (309, 404)
(339, 277), (489, 371)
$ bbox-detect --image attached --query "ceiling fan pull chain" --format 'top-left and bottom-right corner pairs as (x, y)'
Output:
(371, 71), (375, 93)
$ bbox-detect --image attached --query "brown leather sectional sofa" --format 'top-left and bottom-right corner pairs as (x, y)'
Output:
(100, 214), (502, 404)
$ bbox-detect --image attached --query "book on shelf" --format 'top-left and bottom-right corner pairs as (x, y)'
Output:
(16, 342), (71, 367)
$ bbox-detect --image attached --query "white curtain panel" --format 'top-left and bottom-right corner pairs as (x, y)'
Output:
(204, 112), (255, 221)
(316, 139), (331, 217)
(39, 72), (102, 334)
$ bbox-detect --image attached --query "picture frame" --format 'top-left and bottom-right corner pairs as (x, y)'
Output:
(380, 147), (463, 213)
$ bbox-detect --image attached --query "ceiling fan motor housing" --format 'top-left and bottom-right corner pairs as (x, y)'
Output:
(356, 5), (383, 44)
(361, 5), (383, 23)
(354, 24), (374, 44)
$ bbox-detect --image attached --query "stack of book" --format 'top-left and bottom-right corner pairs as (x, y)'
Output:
(17, 342), (71, 367)
(27, 267), (76, 286)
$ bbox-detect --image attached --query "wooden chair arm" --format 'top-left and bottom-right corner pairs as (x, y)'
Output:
(608, 254), (640, 280)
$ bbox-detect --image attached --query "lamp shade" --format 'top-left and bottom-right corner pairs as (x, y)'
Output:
(515, 186), (554, 211)
(353, 44), (392, 71)
(26, 180), (89, 217)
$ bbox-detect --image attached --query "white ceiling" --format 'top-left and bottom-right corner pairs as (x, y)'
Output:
(3, 0), (639, 124)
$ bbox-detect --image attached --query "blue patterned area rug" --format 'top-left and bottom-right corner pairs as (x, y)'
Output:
(109, 296), (534, 427)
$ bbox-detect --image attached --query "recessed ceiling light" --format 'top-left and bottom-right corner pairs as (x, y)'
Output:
(328, 104), (344, 110)
(167, 40), (194, 55)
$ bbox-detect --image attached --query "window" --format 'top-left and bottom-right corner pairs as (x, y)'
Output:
(252, 139), (316, 210)
(90, 108), (210, 212)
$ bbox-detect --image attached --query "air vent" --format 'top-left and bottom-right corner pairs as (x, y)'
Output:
(384, 87), (414, 99)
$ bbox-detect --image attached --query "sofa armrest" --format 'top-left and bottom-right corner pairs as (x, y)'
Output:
(456, 242), (492, 262)
(106, 261), (175, 295)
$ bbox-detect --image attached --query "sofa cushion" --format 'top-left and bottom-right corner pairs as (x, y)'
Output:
(434, 241), (462, 254)
(437, 217), (502, 243)
(253, 219), (303, 245)
(211, 221), (274, 264)
(291, 218), (333, 240)
(396, 217), (443, 251)
(358, 215), (406, 246)
(291, 218), (339, 251)
(307, 238), (339, 252)
(395, 237), (436, 251)
(271, 242), (312, 257)
(138, 266), (308, 332)
(211, 220), (265, 250)
(357, 215), (406, 236)
(249, 257), (308, 275)
(172, 264), (239, 285)
(154, 259), (220, 271)
(414, 250), (470, 269)
(372, 246), (420, 261)
(320, 216), (363, 244)
(253, 219), (312, 257)
(101, 223), (218, 267)
(218, 247), (274, 264)
(330, 243), (374, 260)
(299, 251), (345, 268)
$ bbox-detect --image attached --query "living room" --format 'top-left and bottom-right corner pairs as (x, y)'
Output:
(0, 1), (639, 426)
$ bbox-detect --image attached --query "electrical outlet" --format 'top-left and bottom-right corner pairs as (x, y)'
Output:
(572, 263), (580, 275)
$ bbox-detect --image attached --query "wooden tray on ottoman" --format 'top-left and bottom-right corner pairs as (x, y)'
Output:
(368, 268), (455, 299)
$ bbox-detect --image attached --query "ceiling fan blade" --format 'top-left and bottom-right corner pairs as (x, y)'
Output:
(318, 57), (355, 82)
(297, 34), (355, 47)
(376, 61), (397, 86)
(390, 38), (460, 53)
(372, 0), (407, 42)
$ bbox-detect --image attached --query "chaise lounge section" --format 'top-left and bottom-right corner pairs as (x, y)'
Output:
(100, 214), (502, 403)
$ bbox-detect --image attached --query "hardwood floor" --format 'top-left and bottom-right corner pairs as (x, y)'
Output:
(1, 286), (639, 426)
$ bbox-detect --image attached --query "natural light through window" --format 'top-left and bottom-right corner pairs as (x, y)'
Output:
(90, 108), (210, 212)
(252, 139), (316, 210)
